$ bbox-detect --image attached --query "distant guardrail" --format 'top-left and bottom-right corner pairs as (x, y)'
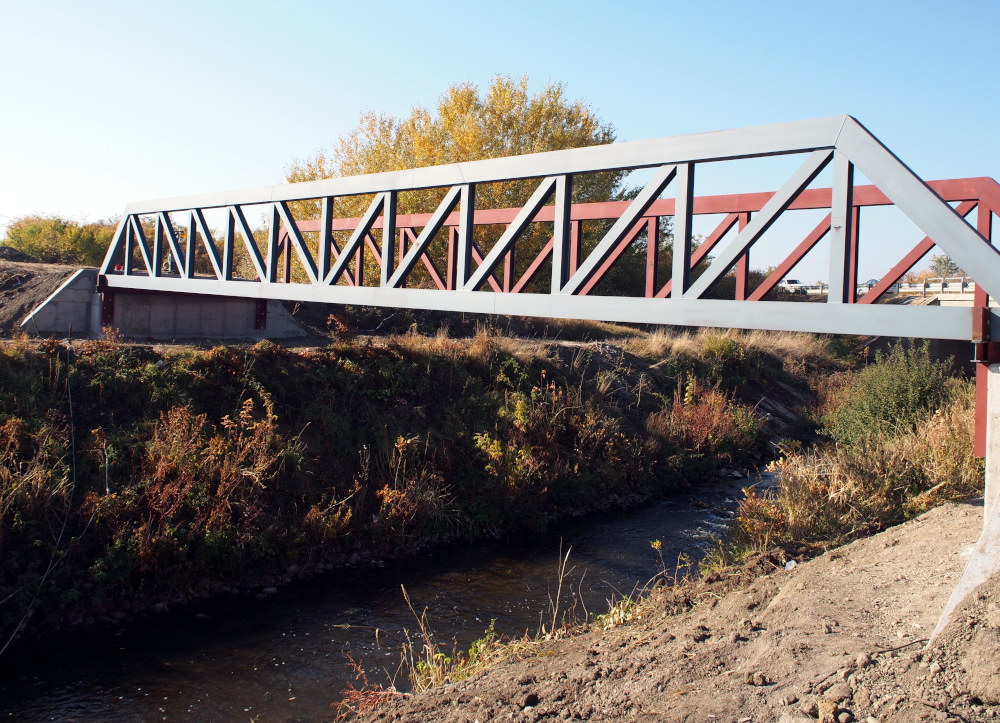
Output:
(779, 277), (977, 296)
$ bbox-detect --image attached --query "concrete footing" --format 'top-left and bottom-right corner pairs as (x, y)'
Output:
(20, 269), (307, 341)
(932, 362), (1000, 638)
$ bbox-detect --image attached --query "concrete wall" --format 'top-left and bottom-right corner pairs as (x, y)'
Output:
(110, 293), (305, 341)
(21, 269), (306, 341)
(20, 268), (101, 337)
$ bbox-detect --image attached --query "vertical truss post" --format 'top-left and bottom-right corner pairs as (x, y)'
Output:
(398, 229), (409, 270)
(281, 230), (292, 283)
(455, 184), (475, 289)
(266, 205), (280, 283)
(320, 197), (334, 281)
(152, 217), (164, 277)
(551, 175), (573, 293)
(186, 212), (197, 279)
(671, 163), (694, 298)
(735, 213), (751, 300)
(223, 209), (235, 280)
(354, 237), (364, 286)
(380, 192), (397, 287)
(828, 153), (855, 303)
(123, 218), (134, 275)
(644, 217), (658, 298)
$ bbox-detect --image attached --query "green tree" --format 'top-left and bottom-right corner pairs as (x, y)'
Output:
(2, 215), (117, 266)
(928, 253), (964, 279)
(287, 75), (652, 292)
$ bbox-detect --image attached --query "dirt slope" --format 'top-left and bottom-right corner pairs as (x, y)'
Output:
(0, 259), (80, 335)
(366, 501), (997, 722)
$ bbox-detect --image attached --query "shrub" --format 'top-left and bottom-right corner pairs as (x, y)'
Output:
(646, 375), (761, 461)
(822, 341), (950, 445)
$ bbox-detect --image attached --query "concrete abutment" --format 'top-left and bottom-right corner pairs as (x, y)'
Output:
(20, 269), (307, 341)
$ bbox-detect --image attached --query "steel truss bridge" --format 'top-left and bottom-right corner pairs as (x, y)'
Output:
(100, 116), (1000, 342)
(99, 116), (1000, 634)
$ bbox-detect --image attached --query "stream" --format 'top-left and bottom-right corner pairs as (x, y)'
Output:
(0, 476), (752, 722)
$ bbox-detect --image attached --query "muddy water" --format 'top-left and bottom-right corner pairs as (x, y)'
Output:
(0, 477), (750, 722)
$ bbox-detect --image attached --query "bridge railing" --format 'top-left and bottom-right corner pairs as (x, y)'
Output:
(100, 116), (1000, 341)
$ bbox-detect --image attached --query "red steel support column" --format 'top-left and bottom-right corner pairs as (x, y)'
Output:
(570, 220), (581, 276)
(645, 217), (658, 298)
(446, 227), (457, 290)
(847, 206), (861, 303)
(735, 212), (751, 300)
(354, 240), (365, 287)
(975, 203), (996, 457)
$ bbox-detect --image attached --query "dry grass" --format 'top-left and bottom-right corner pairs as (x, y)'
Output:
(384, 325), (553, 366)
(623, 327), (841, 372)
(732, 382), (981, 553)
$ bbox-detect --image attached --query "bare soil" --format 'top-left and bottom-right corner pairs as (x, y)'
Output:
(366, 501), (997, 722)
(0, 259), (80, 335)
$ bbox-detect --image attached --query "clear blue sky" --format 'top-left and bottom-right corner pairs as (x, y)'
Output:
(1, 0), (997, 280)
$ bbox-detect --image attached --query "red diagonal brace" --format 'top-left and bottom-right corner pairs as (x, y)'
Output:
(512, 238), (554, 293)
(400, 227), (447, 290)
(365, 233), (382, 266)
(748, 214), (831, 301)
(325, 233), (357, 286)
(655, 213), (740, 298)
(470, 242), (503, 293)
(579, 219), (649, 296)
(856, 201), (977, 304)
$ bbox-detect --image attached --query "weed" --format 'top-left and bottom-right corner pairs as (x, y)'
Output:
(334, 655), (407, 720)
(822, 341), (950, 445)
(646, 377), (761, 462)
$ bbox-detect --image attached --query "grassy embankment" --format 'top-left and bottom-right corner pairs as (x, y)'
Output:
(0, 325), (837, 645)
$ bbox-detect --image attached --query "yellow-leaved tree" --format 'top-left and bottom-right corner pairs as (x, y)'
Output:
(285, 76), (648, 292)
